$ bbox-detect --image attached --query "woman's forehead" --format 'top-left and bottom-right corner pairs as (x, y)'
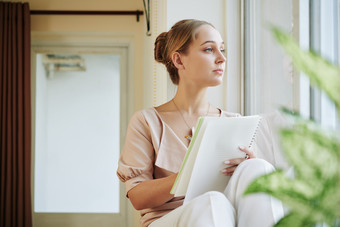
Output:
(193, 25), (224, 45)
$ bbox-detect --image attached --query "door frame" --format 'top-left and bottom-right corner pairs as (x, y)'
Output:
(31, 31), (135, 227)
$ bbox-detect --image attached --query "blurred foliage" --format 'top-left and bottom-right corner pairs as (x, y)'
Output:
(244, 28), (340, 227)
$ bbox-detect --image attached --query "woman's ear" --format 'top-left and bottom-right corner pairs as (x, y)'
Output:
(172, 52), (185, 70)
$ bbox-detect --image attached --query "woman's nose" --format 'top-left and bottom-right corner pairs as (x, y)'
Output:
(216, 51), (226, 64)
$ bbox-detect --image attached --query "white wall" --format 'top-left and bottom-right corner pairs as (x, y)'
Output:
(167, 0), (225, 32)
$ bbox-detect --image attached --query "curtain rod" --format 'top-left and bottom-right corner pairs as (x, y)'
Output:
(30, 10), (144, 22)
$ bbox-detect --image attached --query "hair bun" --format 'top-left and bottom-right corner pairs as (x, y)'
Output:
(154, 32), (168, 64)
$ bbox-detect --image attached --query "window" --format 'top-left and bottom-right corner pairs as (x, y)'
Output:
(300, 0), (339, 129)
(244, 0), (339, 131)
(244, 0), (294, 115)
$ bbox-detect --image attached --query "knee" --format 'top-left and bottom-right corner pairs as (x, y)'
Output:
(191, 191), (230, 211)
(184, 191), (235, 226)
(241, 158), (274, 171)
(201, 191), (227, 203)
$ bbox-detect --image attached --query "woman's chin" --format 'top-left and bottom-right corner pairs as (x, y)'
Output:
(208, 78), (224, 87)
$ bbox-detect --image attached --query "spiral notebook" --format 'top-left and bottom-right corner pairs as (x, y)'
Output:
(170, 115), (261, 203)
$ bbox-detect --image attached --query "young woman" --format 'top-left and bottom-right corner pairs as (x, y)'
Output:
(117, 19), (284, 227)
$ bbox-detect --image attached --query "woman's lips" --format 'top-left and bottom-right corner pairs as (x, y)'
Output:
(213, 69), (224, 74)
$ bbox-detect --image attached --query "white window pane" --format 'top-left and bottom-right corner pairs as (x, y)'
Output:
(321, 93), (337, 129)
(34, 54), (120, 213)
(320, 0), (338, 129)
(299, 0), (311, 119)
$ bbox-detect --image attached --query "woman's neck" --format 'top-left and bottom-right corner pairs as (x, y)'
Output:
(173, 85), (209, 114)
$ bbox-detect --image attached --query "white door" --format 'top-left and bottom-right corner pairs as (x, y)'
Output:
(31, 42), (133, 227)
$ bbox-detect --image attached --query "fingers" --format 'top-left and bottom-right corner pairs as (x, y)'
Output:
(221, 146), (256, 176)
(224, 158), (246, 166)
(221, 159), (246, 176)
(221, 165), (238, 176)
(238, 146), (256, 159)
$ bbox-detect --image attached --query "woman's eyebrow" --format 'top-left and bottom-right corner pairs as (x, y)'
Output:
(200, 40), (225, 46)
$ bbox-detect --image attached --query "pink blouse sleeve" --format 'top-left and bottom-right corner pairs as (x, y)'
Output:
(116, 111), (155, 196)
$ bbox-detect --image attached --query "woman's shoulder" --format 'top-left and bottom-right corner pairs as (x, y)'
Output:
(137, 107), (158, 116)
(129, 107), (159, 123)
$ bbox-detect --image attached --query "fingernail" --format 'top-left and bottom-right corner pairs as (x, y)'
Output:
(221, 169), (227, 173)
(239, 145), (245, 150)
(224, 160), (230, 164)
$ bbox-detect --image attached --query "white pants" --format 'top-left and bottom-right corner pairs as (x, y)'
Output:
(149, 159), (284, 227)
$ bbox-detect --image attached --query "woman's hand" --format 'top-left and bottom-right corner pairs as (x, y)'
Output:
(221, 146), (256, 176)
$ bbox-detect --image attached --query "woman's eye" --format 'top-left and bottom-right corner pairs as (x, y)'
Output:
(204, 48), (213, 52)
(220, 49), (225, 53)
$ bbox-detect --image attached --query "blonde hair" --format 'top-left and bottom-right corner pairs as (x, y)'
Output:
(154, 19), (214, 85)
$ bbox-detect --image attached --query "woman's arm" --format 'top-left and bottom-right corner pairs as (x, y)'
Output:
(127, 173), (178, 210)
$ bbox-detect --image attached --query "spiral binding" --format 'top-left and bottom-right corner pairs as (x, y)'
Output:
(248, 116), (262, 148)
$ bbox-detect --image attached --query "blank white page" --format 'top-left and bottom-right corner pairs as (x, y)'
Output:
(184, 116), (261, 203)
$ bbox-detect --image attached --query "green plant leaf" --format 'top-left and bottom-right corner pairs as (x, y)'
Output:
(280, 123), (339, 184)
(244, 170), (318, 202)
(244, 170), (338, 225)
(272, 27), (340, 109)
(274, 212), (314, 227)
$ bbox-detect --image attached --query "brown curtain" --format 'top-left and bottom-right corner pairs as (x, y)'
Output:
(0, 2), (32, 227)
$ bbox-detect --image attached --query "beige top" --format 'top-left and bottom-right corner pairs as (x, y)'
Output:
(116, 107), (240, 227)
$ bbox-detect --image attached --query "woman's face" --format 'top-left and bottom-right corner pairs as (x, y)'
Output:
(179, 24), (226, 88)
